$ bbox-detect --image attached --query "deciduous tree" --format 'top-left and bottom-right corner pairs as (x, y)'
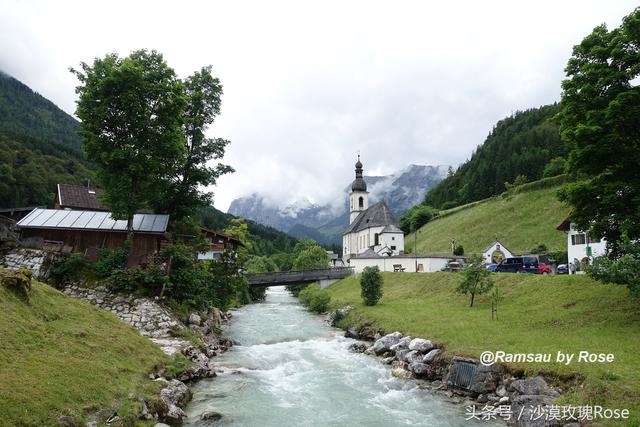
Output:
(456, 255), (493, 307)
(558, 8), (640, 255)
(72, 50), (186, 240)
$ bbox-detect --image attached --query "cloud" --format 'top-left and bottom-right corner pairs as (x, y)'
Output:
(1, 0), (636, 210)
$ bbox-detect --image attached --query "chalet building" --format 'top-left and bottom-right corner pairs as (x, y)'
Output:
(16, 208), (169, 265)
(556, 219), (607, 273)
(54, 184), (108, 211)
(342, 157), (405, 260)
(482, 240), (514, 264)
(198, 228), (243, 260)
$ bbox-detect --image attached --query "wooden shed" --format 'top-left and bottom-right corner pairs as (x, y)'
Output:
(16, 208), (169, 264)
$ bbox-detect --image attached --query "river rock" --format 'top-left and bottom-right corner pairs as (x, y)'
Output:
(372, 332), (403, 355)
(510, 376), (559, 397)
(395, 349), (409, 362)
(188, 313), (202, 326)
(390, 336), (412, 352)
(391, 367), (412, 379)
(345, 326), (360, 339)
(408, 338), (433, 353)
(468, 362), (503, 394)
(349, 342), (368, 353)
(495, 384), (507, 397)
(422, 349), (440, 363)
(409, 362), (430, 377)
(201, 411), (223, 421)
(404, 350), (423, 365)
(154, 424), (171, 427)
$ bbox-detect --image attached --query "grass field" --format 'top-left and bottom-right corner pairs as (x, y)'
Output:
(0, 273), (170, 426)
(327, 272), (640, 426)
(406, 186), (571, 255)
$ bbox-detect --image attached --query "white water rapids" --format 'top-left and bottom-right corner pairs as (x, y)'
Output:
(185, 286), (496, 426)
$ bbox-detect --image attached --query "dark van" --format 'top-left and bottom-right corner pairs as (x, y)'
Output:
(495, 256), (539, 273)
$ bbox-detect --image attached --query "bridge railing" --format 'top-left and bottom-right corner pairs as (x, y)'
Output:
(245, 267), (354, 285)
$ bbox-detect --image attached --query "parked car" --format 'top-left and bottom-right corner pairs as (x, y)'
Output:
(538, 262), (552, 275)
(556, 264), (569, 275)
(441, 261), (464, 272)
(495, 256), (539, 273)
(486, 263), (498, 272)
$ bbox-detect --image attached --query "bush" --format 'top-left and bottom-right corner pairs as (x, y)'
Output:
(285, 283), (308, 297)
(453, 245), (465, 256)
(360, 266), (383, 306)
(543, 157), (566, 178)
(108, 266), (166, 296)
(49, 253), (92, 288)
(298, 284), (331, 313)
(95, 247), (128, 278)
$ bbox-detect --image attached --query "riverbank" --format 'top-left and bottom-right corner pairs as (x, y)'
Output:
(0, 269), (233, 426)
(326, 272), (640, 426)
(185, 286), (492, 426)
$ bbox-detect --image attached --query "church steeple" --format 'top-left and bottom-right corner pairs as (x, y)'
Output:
(349, 155), (369, 224)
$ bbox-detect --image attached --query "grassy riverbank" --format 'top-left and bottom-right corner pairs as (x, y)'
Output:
(327, 272), (640, 426)
(0, 274), (169, 426)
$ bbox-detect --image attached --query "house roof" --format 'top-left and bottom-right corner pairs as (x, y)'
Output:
(200, 227), (244, 247)
(57, 184), (107, 211)
(556, 218), (571, 231)
(17, 208), (169, 234)
(343, 201), (400, 235)
(482, 240), (512, 254)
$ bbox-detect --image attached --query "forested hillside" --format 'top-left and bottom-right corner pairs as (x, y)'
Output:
(0, 72), (93, 208)
(425, 104), (564, 209)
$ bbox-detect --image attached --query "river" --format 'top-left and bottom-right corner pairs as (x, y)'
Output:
(185, 286), (491, 426)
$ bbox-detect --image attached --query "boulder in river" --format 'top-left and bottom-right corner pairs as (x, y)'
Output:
(372, 332), (403, 355)
(422, 349), (440, 364)
(408, 338), (433, 353)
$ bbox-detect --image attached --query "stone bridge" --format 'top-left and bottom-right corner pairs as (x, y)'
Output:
(245, 267), (354, 288)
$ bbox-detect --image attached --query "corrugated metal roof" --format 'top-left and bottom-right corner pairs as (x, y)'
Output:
(17, 209), (169, 234)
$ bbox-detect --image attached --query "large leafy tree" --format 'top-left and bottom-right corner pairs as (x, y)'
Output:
(152, 66), (234, 219)
(72, 50), (186, 240)
(558, 8), (640, 255)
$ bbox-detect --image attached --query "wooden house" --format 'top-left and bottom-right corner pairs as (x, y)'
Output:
(16, 208), (169, 264)
(198, 227), (243, 260)
(54, 184), (107, 211)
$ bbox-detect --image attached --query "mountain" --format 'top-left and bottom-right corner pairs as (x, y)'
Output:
(0, 71), (93, 208)
(227, 164), (449, 245)
(425, 104), (564, 210)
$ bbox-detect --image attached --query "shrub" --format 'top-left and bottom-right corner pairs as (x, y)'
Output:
(298, 284), (331, 313)
(286, 283), (308, 297)
(108, 266), (166, 296)
(453, 245), (465, 256)
(360, 266), (383, 306)
(49, 253), (92, 288)
(95, 247), (128, 278)
(530, 244), (548, 254)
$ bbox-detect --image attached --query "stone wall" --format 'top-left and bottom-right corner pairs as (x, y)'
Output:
(0, 248), (61, 279)
(63, 284), (189, 355)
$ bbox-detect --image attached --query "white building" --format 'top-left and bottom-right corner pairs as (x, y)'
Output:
(348, 250), (453, 274)
(557, 219), (607, 273)
(342, 157), (405, 261)
(482, 240), (514, 264)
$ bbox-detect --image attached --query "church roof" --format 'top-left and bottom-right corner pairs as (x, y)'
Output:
(381, 224), (403, 233)
(343, 201), (400, 235)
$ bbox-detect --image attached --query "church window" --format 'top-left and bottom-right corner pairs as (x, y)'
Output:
(374, 233), (379, 245)
(391, 246), (396, 250)
(358, 196), (364, 208)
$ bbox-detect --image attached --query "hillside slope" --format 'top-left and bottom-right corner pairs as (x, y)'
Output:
(0, 72), (93, 209)
(407, 184), (571, 255)
(327, 273), (640, 426)
(425, 104), (564, 209)
(0, 274), (168, 426)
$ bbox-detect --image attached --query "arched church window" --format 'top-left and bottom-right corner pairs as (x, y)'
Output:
(358, 196), (364, 208)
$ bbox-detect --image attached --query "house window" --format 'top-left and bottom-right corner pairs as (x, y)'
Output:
(587, 235), (601, 244)
(358, 196), (364, 208)
(391, 246), (396, 250)
(571, 234), (586, 245)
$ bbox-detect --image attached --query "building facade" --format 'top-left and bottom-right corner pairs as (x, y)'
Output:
(557, 219), (608, 273)
(342, 157), (404, 261)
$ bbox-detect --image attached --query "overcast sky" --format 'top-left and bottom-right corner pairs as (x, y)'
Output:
(1, 1), (636, 211)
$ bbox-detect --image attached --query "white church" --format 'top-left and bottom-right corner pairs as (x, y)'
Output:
(342, 156), (405, 261)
